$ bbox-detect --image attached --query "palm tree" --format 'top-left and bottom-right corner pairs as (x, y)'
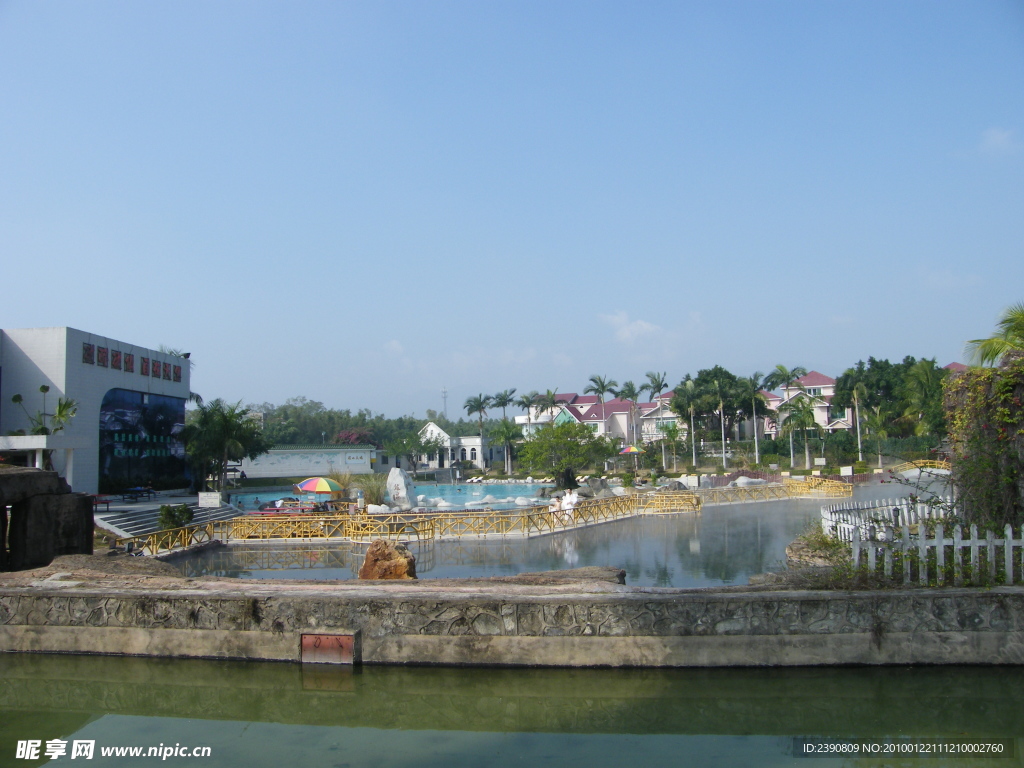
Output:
(515, 391), (539, 436)
(180, 399), (271, 491)
(779, 396), (821, 469)
(584, 375), (618, 405)
(900, 359), (946, 437)
(966, 302), (1024, 366)
(613, 381), (642, 447)
(670, 378), (700, 468)
(863, 405), (891, 469)
(739, 372), (769, 465)
(463, 394), (492, 436)
(490, 389), (517, 421)
(712, 378), (729, 469)
(851, 382), (868, 462)
(764, 365), (807, 470)
(489, 419), (523, 475)
(661, 422), (681, 472)
(643, 371), (668, 401)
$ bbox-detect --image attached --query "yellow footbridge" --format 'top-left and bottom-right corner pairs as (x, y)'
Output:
(118, 478), (851, 556)
(888, 460), (951, 475)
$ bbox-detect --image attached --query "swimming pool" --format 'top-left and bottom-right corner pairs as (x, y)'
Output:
(229, 482), (554, 511)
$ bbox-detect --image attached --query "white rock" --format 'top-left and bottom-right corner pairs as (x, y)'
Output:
(437, 499), (455, 508)
(386, 468), (417, 511)
(366, 503), (390, 515)
(480, 494), (498, 504)
(515, 496), (533, 506)
(611, 487), (627, 496)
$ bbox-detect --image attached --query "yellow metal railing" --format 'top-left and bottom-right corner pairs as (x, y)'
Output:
(122, 482), (849, 555)
(889, 460), (951, 474)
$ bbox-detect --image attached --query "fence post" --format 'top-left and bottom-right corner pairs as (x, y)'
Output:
(867, 526), (877, 572)
(970, 524), (980, 580)
(902, 524), (912, 585)
(953, 525), (963, 586)
(987, 529), (997, 582)
(883, 526), (893, 578)
(852, 528), (861, 570)
(1005, 524), (1015, 586)
(918, 523), (928, 583)
(935, 523), (944, 586)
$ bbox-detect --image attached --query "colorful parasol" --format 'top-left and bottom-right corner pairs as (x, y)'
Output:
(293, 477), (344, 494)
(618, 445), (646, 454)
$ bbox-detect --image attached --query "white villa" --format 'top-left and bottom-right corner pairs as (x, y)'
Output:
(417, 422), (505, 471)
(761, 371), (852, 438)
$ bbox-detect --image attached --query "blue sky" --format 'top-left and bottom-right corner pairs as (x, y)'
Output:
(2, 1), (1022, 417)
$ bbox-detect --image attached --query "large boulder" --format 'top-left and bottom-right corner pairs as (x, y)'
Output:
(662, 480), (687, 491)
(586, 477), (609, 493)
(386, 468), (416, 511)
(596, 488), (616, 499)
(576, 485), (595, 498)
(357, 539), (417, 580)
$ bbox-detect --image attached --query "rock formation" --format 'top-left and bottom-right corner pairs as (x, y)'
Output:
(357, 539), (417, 580)
(386, 468), (416, 511)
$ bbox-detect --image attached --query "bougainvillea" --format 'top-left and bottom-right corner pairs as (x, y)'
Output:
(944, 353), (1024, 530)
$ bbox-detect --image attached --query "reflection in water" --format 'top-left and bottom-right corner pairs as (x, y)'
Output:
(172, 487), (910, 589)
(1, 654), (1021, 767)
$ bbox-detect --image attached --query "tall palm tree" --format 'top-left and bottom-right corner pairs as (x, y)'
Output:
(739, 372), (770, 465)
(864, 405), (891, 469)
(661, 422), (681, 471)
(181, 399), (271, 491)
(515, 391), (539, 436)
(489, 419), (523, 475)
(779, 396), (821, 470)
(712, 378), (729, 469)
(490, 389), (517, 421)
(764, 365), (807, 470)
(900, 359), (946, 437)
(851, 382), (868, 462)
(463, 394), (492, 436)
(966, 302), (1024, 366)
(584, 375), (618, 405)
(643, 371), (668, 401)
(533, 389), (566, 420)
(613, 381), (642, 447)
(670, 378), (700, 468)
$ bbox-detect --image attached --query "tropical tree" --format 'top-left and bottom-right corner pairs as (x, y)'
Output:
(778, 396), (821, 470)
(584, 375), (618, 405)
(764, 365), (807, 469)
(489, 419), (523, 475)
(642, 371), (668, 401)
(519, 422), (609, 489)
(899, 358), (947, 437)
(661, 421), (681, 471)
(515, 391), (539, 436)
(738, 372), (770, 465)
(463, 394), (492, 436)
(490, 389), (517, 421)
(613, 381), (642, 447)
(863, 405), (891, 469)
(669, 377), (700, 468)
(533, 389), (566, 420)
(850, 382), (868, 462)
(966, 302), (1024, 366)
(180, 399), (272, 491)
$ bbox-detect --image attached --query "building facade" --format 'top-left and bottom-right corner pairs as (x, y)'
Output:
(0, 327), (191, 494)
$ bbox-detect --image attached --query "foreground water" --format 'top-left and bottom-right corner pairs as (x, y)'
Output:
(1, 653), (1020, 767)
(174, 484), (913, 586)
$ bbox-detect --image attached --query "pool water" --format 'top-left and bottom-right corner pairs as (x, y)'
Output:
(2, 653), (1021, 768)
(230, 482), (553, 511)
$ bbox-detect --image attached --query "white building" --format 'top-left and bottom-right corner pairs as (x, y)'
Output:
(417, 422), (504, 471)
(0, 327), (191, 494)
(238, 444), (376, 479)
(763, 371), (852, 438)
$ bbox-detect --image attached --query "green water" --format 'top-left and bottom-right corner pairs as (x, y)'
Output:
(1, 654), (1022, 767)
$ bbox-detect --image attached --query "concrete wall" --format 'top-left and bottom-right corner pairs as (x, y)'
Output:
(2, 580), (1023, 667)
(238, 447), (374, 479)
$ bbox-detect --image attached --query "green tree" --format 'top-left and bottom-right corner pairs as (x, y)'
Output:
(463, 394), (492, 436)
(520, 422), (609, 489)
(738, 372), (770, 465)
(778, 396), (821, 469)
(533, 389), (566, 420)
(490, 389), (517, 421)
(584, 375), (618, 404)
(966, 302), (1024, 366)
(764, 365), (807, 468)
(181, 399), (272, 491)
(863, 405), (891, 469)
(669, 376), (700, 467)
(489, 419), (523, 475)
(660, 421), (681, 471)
(613, 381), (642, 449)
(515, 391), (539, 435)
(850, 381), (868, 463)
(642, 371), (668, 401)
(899, 358), (948, 437)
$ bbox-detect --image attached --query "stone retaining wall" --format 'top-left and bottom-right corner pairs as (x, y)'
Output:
(2, 576), (1023, 667)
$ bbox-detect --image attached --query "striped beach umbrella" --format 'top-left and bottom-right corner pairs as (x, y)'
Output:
(294, 477), (343, 494)
(618, 445), (645, 454)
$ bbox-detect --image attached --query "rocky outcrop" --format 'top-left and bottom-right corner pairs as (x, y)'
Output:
(386, 468), (416, 511)
(357, 539), (417, 580)
(586, 477), (609, 493)
(0, 466), (92, 572)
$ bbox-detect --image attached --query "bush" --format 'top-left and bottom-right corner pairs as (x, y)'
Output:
(853, 460), (869, 474)
(623, 472), (635, 488)
(158, 504), (194, 531)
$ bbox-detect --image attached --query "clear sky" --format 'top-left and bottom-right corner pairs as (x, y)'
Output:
(2, 1), (1022, 417)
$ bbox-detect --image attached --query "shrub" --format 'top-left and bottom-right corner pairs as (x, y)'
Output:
(623, 472), (635, 488)
(158, 504), (194, 531)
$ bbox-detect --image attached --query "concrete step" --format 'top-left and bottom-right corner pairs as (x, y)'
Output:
(96, 504), (240, 539)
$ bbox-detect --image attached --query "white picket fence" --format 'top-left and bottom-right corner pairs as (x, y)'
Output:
(821, 497), (953, 542)
(851, 523), (1024, 586)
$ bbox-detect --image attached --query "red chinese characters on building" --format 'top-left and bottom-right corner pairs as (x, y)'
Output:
(140, 357), (150, 376)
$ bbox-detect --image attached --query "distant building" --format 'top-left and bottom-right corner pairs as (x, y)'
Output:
(0, 327), (191, 494)
(418, 422), (504, 471)
(763, 370), (852, 438)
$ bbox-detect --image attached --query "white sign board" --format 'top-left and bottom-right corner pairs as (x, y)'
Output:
(840, 466), (854, 477)
(198, 492), (221, 508)
(345, 453), (366, 464)
(814, 458), (827, 466)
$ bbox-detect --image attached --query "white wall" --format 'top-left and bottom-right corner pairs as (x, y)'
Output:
(239, 448), (374, 479)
